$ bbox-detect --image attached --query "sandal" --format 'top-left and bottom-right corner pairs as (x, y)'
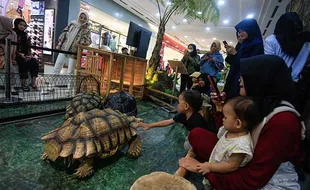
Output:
(32, 85), (38, 90)
(22, 86), (30, 91)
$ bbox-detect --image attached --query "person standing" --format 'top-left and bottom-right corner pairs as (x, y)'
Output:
(0, 16), (17, 70)
(109, 35), (117, 53)
(200, 40), (224, 79)
(180, 44), (200, 93)
(53, 11), (91, 75)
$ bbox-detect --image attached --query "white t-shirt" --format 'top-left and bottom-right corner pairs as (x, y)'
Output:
(209, 126), (253, 166)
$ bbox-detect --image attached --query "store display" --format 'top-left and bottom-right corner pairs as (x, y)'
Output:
(43, 9), (54, 55)
(0, 0), (10, 16)
(27, 0), (44, 62)
(89, 20), (102, 48)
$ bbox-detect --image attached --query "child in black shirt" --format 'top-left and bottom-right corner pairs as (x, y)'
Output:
(137, 90), (214, 149)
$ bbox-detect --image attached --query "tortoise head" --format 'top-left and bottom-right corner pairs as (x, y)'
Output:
(127, 116), (143, 128)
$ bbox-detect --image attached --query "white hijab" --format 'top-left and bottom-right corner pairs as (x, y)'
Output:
(64, 11), (89, 51)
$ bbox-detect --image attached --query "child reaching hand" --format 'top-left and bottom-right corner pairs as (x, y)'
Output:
(137, 90), (215, 150)
(196, 96), (261, 189)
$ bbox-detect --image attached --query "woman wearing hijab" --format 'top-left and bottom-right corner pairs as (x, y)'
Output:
(179, 55), (304, 189)
(192, 73), (210, 94)
(180, 44), (200, 92)
(53, 11), (91, 75)
(265, 12), (310, 114)
(0, 16), (17, 70)
(223, 18), (264, 101)
(200, 40), (224, 79)
(13, 18), (39, 90)
(235, 18), (264, 58)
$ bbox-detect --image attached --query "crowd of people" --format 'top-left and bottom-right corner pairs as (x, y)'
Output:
(1, 8), (310, 189)
(139, 12), (310, 189)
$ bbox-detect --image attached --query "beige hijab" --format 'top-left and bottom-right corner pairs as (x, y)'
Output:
(210, 40), (221, 52)
(0, 16), (17, 68)
(63, 11), (90, 51)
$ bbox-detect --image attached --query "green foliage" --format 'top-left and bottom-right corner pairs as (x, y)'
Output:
(167, 73), (180, 85)
(156, 0), (220, 25)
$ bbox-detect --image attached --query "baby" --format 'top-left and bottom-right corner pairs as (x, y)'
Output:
(197, 96), (261, 189)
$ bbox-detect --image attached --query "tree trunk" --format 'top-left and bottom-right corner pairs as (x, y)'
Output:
(146, 23), (166, 81)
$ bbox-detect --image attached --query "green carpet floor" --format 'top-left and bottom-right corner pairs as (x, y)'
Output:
(0, 101), (189, 190)
(1, 101), (309, 190)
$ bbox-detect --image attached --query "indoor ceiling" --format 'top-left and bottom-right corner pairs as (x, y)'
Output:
(113, 0), (292, 50)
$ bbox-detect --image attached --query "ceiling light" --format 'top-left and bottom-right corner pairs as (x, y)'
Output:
(138, 24), (142, 27)
(156, 13), (160, 17)
(206, 27), (210, 31)
(183, 19), (187, 22)
(202, 39), (205, 42)
(172, 26), (176, 29)
(197, 11), (202, 15)
(246, 14), (254, 19)
(223, 19), (229, 24)
(184, 36), (188, 38)
(213, 37), (216, 40)
(229, 41), (233, 44)
(218, 0), (225, 5)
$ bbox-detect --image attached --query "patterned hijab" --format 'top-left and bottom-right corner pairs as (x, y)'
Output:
(0, 16), (17, 68)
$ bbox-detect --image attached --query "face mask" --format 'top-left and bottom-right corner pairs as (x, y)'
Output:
(188, 49), (193, 53)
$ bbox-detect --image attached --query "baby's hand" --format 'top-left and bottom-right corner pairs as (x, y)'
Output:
(137, 122), (152, 130)
(197, 162), (211, 175)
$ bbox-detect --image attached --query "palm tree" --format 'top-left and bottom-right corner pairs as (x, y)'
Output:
(146, 0), (220, 81)
(286, 0), (310, 31)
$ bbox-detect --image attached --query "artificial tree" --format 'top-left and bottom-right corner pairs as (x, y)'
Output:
(146, 0), (220, 82)
(286, 0), (310, 31)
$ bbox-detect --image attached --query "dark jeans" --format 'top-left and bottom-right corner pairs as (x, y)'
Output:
(180, 74), (193, 93)
(17, 58), (39, 79)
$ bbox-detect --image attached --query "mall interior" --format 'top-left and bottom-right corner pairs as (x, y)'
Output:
(0, 0), (310, 189)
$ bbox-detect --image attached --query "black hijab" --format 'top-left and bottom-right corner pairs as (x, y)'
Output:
(13, 18), (28, 54)
(235, 19), (264, 58)
(240, 55), (293, 118)
(194, 73), (210, 94)
(188, 43), (198, 58)
(274, 12), (310, 57)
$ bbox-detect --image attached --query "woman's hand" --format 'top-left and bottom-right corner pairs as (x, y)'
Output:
(179, 157), (201, 173)
(184, 50), (190, 56)
(225, 45), (237, 55)
(210, 92), (226, 111)
(137, 122), (152, 130)
(197, 162), (211, 175)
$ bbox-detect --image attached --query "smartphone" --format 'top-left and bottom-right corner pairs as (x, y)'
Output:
(207, 75), (223, 101)
(223, 41), (228, 47)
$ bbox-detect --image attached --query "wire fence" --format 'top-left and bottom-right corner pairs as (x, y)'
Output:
(0, 38), (83, 123)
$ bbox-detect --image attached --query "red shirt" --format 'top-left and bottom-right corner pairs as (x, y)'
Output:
(207, 112), (301, 190)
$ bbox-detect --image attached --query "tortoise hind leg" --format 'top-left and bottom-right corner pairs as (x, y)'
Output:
(127, 135), (142, 158)
(74, 158), (94, 178)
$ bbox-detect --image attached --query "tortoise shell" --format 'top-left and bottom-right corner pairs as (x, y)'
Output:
(42, 108), (138, 161)
(103, 91), (137, 116)
(65, 92), (104, 119)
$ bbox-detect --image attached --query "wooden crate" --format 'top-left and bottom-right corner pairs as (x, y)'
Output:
(76, 45), (147, 99)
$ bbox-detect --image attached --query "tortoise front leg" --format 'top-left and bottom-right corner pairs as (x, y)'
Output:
(74, 158), (94, 178)
(41, 152), (48, 160)
(127, 135), (142, 158)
